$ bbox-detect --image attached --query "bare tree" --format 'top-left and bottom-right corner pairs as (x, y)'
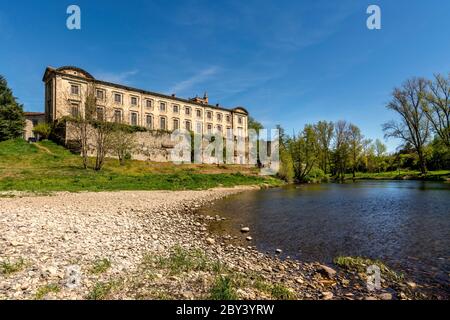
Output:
(111, 129), (137, 166)
(423, 73), (450, 147)
(62, 83), (97, 169)
(383, 78), (430, 174)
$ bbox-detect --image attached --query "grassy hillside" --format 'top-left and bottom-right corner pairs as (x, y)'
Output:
(0, 139), (282, 192)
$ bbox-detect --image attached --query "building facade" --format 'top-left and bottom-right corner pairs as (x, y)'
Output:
(42, 66), (248, 140)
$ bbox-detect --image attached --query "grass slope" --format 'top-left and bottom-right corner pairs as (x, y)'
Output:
(0, 139), (282, 192)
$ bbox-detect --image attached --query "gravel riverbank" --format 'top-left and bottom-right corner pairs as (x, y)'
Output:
(0, 187), (427, 300)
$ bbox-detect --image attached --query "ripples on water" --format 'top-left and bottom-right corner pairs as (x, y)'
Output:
(198, 181), (450, 296)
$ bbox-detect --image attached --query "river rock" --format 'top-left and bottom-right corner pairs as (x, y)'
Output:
(321, 291), (334, 300)
(246, 236), (253, 241)
(275, 249), (282, 254)
(317, 264), (337, 278)
(240, 227), (250, 233)
(206, 237), (215, 245)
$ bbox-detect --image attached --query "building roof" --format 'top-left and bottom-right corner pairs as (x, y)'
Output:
(43, 66), (249, 115)
(24, 112), (45, 116)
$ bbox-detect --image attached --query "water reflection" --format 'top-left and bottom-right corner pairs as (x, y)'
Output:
(198, 181), (450, 295)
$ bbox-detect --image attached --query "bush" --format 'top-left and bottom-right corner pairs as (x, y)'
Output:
(32, 123), (52, 140)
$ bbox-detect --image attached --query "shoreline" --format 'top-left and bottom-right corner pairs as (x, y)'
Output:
(0, 187), (433, 300)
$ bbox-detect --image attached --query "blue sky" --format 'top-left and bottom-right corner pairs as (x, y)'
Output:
(1, 0), (449, 151)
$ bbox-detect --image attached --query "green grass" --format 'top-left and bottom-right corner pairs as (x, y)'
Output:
(0, 139), (283, 192)
(0, 258), (25, 275)
(89, 258), (111, 274)
(145, 245), (220, 275)
(346, 170), (450, 181)
(35, 284), (60, 300)
(86, 281), (119, 300)
(209, 276), (238, 300)
(334, 256), (404, 282)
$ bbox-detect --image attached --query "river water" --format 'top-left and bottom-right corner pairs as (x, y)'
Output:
(198, 181), (450, 297)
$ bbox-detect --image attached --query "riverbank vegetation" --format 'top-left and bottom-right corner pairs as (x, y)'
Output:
(274, 73), (450, 183)
(0, 139), (282, 192)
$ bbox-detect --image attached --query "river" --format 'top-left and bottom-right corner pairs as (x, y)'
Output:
(198, 180), (450, 297)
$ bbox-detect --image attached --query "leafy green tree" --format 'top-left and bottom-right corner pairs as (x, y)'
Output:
(289, 124), (319, 182)
(348, 123), (364, 178)
(0, 75), (25, 141)
(32, 123), (52, 140)
(313, 121), (334, 174)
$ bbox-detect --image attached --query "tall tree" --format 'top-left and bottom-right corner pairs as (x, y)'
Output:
(348, 123), (364, 178)
(423, 73), (450, 147)
(289, 124), (318, 182)
(314, 121), (334, 174)
(333, 120), (351, 181)
(383, 78), (431, 174)
(0, 75), (25, 141)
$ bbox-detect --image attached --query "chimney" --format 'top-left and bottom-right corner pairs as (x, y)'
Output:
(203, 92), (208, 104)
(171, 93), (176, 97)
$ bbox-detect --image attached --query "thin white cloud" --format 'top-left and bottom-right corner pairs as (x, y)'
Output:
(169, 66), (219, 94)
(94, 70), (138, 85)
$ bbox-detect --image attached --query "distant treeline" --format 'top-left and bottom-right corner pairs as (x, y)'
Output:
(249, 73), (449, 183)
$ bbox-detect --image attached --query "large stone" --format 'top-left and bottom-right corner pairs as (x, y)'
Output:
(317, 264), (337, 278)
(240, 227), (250, 233)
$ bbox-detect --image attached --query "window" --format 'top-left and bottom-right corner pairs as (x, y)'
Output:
(185, 106), (191, 116)
(207, 111), (212, 120)
(146, 114), (153, 129)
(160, 117), (167, 130)
(173, 105), (179, 113)
(226, 115), (231, 123)
(114, 93), (122, 104)
(114, 110), (122, 123)
(146, 99), (153, 109)
(70, 103), (79, 117)
(70, 85), (79, 96)
(216, 125), (222, 133)
(207, 124), (212, 134)
(196, 122), (202, 134)
(237, 127), (243, 137)
(96, 107), (104, 121)
(196, 109), (202, 118)
(131, 96), (138, 106)
(96, 89), (105, 100)
(160, 102), (166, 112)
(217, 113), (222, 122)
(173, 118), (179, 130)
(238, 116), (243, 125)
(130, 112), (138, 126)
(226, 127), (233, 139)
(185, 120), (191, 131)
(32, 119), (38, 126)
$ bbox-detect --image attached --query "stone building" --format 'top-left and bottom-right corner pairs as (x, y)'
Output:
(23, 112), (45, 141)
(41, 66), (249, 163)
